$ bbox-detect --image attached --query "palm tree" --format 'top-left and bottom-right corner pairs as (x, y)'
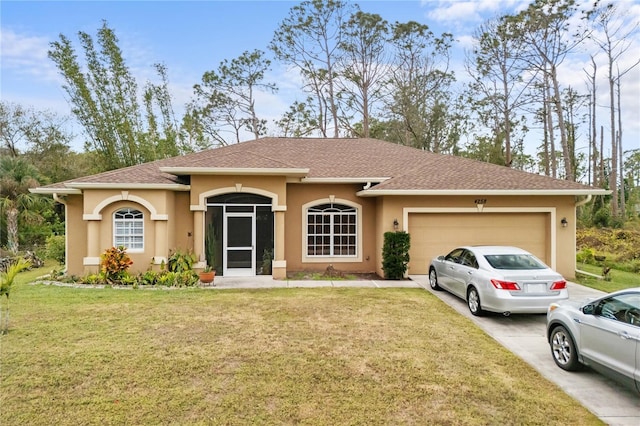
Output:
(0, 156), (50, 253)
(0, 257), (31, 334)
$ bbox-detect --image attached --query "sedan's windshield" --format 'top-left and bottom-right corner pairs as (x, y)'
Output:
(484, 254), (546, 270)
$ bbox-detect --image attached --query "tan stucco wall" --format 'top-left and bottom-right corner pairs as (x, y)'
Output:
(285, 183), (378, 275)
(64, 194), (86, 276)
(62, 179), (579, 281)
(374, 195), (577, 279)
(189, 175), (287, 207)
(189, 175), (288, 277)
(73, 189), (192, 275)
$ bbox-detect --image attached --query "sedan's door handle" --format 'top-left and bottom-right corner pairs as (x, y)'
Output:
(619, 331), (630, 339)
(467, 271), (473, 275)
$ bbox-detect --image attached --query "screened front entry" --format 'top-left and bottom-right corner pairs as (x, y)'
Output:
(206, 194), (274, 277)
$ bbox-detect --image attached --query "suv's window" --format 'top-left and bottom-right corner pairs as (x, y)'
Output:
(597, 293), (640, 325)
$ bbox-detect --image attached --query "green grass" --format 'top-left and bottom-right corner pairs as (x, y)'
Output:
(575, 262), (640, 292)
(0, 267), (602, 425)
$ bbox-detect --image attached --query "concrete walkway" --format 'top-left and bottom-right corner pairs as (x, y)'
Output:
(205, 275), (421, 289)
(206, 274), (639, 425)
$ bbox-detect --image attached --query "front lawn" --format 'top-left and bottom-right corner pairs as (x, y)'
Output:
(0, 271), (601, 425)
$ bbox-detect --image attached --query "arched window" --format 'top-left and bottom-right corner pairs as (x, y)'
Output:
(307, 203), (357, 257)
(113, 208), (144, 251)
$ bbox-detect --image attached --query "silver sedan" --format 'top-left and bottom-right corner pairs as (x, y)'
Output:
(547, 288), (640, 394)
(428, 246), (569, 316)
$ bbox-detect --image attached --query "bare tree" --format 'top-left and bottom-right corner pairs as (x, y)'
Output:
(189, 50), (277, 146)
(587, 1), (640, 217)
(270, 0), (355, 138)
(504, 0), (589, 181)
(584, 57), (599, 186)
(386, 21), (457, 153)
(337, 11), (390, 137)
(465, 16), (534, 167)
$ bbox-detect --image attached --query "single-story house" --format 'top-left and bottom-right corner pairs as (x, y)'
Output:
(32, 137), (607, 280)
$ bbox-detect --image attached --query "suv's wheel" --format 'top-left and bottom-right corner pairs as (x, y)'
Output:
(550, 325), (582, 371)
(429, 268), (441, 290)
(467, 286), (484, 316)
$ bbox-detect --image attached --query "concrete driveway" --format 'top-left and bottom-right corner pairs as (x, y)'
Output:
(409, 275), (640, 426)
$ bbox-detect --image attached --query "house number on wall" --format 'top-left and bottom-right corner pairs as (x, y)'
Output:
(474, 199), (487, 205)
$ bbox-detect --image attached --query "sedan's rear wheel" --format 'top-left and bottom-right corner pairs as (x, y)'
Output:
(467, 286), (484, 316)
(429, 268), (441, 290)
(550, 325), (581, 371)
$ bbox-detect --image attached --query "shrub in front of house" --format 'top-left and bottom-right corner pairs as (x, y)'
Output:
(382, 231), (410, 280)
(100, 246), (133, 284)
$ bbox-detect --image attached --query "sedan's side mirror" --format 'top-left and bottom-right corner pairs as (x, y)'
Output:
(437, 255), (445, 261)
(582, 304), (595, 315)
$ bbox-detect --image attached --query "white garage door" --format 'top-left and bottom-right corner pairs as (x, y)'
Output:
(408, 212), (550, 275)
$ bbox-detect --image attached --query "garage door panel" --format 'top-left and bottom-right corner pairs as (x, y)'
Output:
(408, 213), (549, 275)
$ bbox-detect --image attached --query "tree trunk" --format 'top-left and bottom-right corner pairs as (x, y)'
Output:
(6, 205), (19, 254)
(550, 65), (573, 181)
(544, 74), (557, 178)
(617, 77), (625, 218)
(608, 64), (618, 216)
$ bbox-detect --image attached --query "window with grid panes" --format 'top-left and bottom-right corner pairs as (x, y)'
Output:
(307, 203), (356, 257)
(113, 208), (144, 251)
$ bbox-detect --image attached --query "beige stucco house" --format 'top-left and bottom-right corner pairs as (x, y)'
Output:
(32, 137), (607, 280)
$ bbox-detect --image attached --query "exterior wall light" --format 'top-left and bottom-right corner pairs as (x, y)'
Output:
(393, 219), (399, 231)
(561, 217), (568, 228)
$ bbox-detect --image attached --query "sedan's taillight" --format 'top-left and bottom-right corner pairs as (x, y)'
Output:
(490, 279), (521, 290)
(550, 280), (567, 290)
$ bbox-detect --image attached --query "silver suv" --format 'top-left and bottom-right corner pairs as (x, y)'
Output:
(546, 287), (640, 394)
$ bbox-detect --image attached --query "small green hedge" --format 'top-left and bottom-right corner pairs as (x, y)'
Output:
(382, 231), (410, 279)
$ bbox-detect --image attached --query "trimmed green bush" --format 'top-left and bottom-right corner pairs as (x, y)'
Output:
(382, 231), (410, 280)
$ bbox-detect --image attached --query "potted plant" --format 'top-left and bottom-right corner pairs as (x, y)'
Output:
(199, 264), (215, 284)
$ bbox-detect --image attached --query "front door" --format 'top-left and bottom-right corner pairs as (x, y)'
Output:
(224, 212), (255, 276)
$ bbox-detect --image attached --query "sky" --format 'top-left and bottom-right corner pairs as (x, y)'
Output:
(2, 0), (640, 165)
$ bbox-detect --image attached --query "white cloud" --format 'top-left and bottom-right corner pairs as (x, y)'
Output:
(423, 0), (530, 25)
(0, 28), (60, 83)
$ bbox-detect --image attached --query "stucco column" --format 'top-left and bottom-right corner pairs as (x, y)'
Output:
(154, 219), (168, 269)
(272, 208), (287, 279)
(84, 219), (101, 273)
(193, 210), (205, 264)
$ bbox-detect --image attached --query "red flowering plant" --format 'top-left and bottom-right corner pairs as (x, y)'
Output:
(100, 246), (133, 284)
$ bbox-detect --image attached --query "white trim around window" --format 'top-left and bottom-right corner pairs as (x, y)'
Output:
(113, 208), (144, 252)
(302, 198), (362, 263)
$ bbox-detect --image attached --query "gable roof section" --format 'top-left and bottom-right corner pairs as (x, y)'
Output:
(358, 151), (603, 195)
(32, 137), (607, 196)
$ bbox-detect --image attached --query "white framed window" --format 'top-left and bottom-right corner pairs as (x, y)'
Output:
(113, 208), (144, 251)
(307, 203), (357, 257)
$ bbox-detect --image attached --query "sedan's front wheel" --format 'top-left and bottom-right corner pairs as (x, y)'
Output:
(467, 286), (484, 316)
(550, 325), (581, 371)
(429, 268), (441, 290)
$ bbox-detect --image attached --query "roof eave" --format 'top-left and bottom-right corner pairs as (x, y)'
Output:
(159, 167), (310, 177)
(53, 183), (191, 191)
(30, 187), (83, 195)
(356, 188), (611, 197)
(301, 177), (390, 184)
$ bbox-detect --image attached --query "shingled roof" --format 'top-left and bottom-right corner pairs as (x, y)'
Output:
(34, 137), (606, 195)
